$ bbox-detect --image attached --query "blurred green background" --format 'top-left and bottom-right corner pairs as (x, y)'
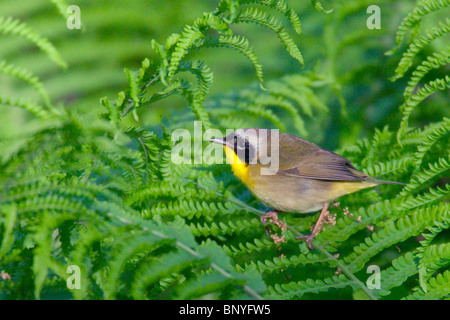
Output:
(0, 0), (448, 148)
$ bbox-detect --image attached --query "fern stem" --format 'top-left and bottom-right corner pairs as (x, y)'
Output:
(110, 213), (264, 300)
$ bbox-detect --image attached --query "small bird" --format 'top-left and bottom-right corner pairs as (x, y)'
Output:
(209, 128), (404, 249)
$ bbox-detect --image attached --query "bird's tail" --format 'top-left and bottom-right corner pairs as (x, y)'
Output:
(370, 178), (407, 185)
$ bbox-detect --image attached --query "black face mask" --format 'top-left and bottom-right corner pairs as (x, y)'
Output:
(230, 135), (253, 165)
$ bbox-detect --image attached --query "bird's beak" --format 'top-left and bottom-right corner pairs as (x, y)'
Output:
(207, 137), (226, 145)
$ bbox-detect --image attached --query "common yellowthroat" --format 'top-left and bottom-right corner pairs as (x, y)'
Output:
(209, 128), (404, 249)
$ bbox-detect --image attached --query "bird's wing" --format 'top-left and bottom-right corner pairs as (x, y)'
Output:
(275, 134), (369, 182)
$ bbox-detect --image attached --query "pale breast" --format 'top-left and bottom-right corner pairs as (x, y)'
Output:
(247, 170), (324, 213)
(247, 167), (376, 213)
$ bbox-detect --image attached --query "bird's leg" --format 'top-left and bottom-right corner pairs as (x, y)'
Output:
(260, 210), (287, 232)
(296, 202), (330, 250)
(260, 210), (277, 224)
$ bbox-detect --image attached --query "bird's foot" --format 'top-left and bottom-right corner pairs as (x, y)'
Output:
(296, 202), (331, 250)
(260, 210), (287, 231)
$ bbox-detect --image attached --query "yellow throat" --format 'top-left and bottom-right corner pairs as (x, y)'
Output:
(223, 145), (252, 187)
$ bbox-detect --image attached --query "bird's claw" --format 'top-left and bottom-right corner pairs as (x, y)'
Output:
(260, 211), (287, 231)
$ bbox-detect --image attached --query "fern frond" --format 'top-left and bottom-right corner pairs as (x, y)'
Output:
(267, 275), (357, 299)
(0, 205), (17, 259)
(0, 60), (52, 107)
(224, 237), (277, 258)
(344, 203), (450, 273)
(204, 35), (264, 86)
(404, 45), (450, 98)
(189, 216), (261, 238)
(177, 60), (214, 103)
(377, 252), (418, 297)
(31, 211), (73, 298)
(391, 18), (450, 81)
(235, 7), (304, 65)
(166, 25), (205, 81)
(363, 157), (415, 179)
(398, 155), (450, 196)
(310, 0), (333, 14)
(237, 251), (333, 275)
(0, 16), (67, 68)
(406, 270), (450, 299)
(388, 0), (450, 54)
(177, 272), (237, 299)
(412, 117), (450, 168)
(0, 95), (51, 119)
(398, 184), (450, 213)
(418, 243), (450, 291)
(398, 75), (450, 138)
(240, 0), (303, 35)
(415, 207), (450, 291)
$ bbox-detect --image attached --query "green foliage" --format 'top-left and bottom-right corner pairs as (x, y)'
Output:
(0, 0), (449, 300)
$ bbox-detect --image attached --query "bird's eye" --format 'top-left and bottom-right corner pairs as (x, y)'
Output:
(237, 138), (247, 150)
(232, 135), (252, 164)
